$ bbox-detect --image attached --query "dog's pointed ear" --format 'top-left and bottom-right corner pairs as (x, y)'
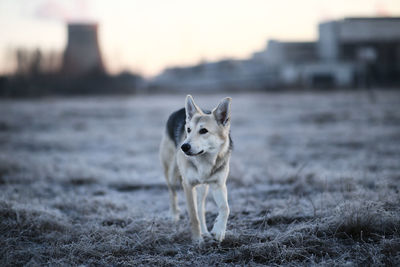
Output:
(213, 97), (231, 126)
(185, 95), (201, 121)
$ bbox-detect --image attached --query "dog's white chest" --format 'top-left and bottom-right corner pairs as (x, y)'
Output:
(187, 166), (208, 184)
(185, 161), (219, 185)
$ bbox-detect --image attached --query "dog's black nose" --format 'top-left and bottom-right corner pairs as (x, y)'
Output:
(181, 143), (191, 152)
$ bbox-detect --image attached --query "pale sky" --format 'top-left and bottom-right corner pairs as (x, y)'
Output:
(0, 0), (399, 77)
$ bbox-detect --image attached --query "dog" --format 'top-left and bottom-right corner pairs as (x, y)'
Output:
(159, 95), (232, 243)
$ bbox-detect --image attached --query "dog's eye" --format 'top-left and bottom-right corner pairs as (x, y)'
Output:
(199, 128), (208, 134)
(187, 128), (191, 133)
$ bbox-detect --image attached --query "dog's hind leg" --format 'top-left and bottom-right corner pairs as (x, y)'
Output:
(166, 162), (181, 222)
(160, 135), (181, 222)
(196, 184), (210, 237)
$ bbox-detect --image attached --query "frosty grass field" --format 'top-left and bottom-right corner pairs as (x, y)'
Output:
(0, 91), (399, 266)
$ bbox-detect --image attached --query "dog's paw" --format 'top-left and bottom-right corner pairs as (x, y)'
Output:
(211, 226), (226, 242)
(192, 235), (204, 246)
(202, 231), (212, 239)
(168, 211), (180, 222)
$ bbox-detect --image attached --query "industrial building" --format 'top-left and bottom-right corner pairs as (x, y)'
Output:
(61, 23), (105, 76)
(319, 17), (400, 87)
(152, 17), (400, 91)
(253, 17), (400, 88)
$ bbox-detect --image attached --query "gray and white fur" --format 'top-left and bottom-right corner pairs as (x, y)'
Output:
(159, 95), (233, 243)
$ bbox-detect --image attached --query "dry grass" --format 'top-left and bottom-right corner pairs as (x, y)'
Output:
(0, 91), (400, 266)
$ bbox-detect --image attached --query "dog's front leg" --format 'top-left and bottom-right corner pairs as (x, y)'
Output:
(196, 184), (210, 237)
(210, 183), (229, 241)
(183, 182), (202, 243)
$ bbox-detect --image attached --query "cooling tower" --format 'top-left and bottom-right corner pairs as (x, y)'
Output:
(62, 23), (105, 75)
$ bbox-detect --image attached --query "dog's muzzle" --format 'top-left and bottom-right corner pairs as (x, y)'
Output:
(181, 143), (204, 156)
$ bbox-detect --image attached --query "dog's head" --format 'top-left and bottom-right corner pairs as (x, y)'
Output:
(181, 95), (231, 157)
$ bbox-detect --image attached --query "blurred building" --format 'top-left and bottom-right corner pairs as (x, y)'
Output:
(151, 16), (400, 91)
(253, 40), (356, 88)
(151, 59), (275, 92)
(61, 23), (105, 76)
(253, 40), (318, 65)
(319, 17), (400, 87)
(254, 17), (400, 88)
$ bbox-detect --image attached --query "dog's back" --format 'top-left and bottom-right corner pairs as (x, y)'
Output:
(166, 108), (186, 147)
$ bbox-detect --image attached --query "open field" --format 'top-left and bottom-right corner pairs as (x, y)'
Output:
(1, 90), (400, 266)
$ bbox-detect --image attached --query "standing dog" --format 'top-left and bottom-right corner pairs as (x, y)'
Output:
(159, 95), (232, 243)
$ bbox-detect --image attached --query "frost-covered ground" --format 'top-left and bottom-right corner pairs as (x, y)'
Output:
(1, 91), (399, 266)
